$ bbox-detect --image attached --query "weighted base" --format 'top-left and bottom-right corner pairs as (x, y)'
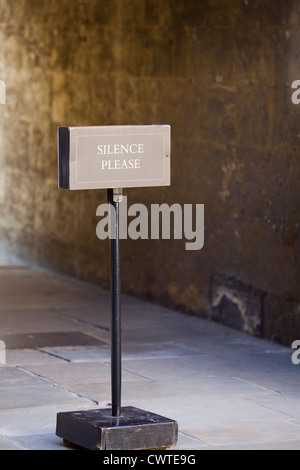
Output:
(56, 406), (178, 450)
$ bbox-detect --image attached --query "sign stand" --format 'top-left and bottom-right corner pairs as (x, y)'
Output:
(108, 188), (122, 418)
(56, 125), (178, 450)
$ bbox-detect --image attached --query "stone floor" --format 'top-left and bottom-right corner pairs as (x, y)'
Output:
(0, 256), (299, 450)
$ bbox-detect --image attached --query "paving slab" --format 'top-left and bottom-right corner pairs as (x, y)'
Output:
(0, 382), (94, 410)
(2, 331), (106, 349)
(9, 433), (70, 451)
(0, 404), (96, 437)
(0, 435), (26, 450)
(40, 341), (202, 363)
(5, 349), (70, 366)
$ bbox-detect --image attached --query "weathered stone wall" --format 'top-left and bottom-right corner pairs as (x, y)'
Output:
(0, 0), (299, 346)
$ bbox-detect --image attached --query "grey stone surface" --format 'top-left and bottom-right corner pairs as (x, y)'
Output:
(40, 342), (202, 363)
(10, 433), (71, 451)
(0, 436), (26, 450)
(0, 382), (94, 410)
(0, 261), (299, 450)
(2, 331), (105, 349)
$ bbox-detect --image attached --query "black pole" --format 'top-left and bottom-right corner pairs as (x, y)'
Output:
(108, 188), (122, 417)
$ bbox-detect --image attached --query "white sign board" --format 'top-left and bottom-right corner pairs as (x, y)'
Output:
(58, 125), (171, 190)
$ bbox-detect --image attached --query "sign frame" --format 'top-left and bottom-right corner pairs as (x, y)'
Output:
(58, 125), (171, 190)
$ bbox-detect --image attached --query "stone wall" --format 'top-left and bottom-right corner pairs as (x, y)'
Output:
(0, 0), (299, 346)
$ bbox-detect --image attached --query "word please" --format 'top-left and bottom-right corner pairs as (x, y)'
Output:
(96, 197), (204, 251)
(101, 158), (141, 170)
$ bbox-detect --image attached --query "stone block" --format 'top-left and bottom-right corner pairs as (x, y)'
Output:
(211, 276), (263, 336)
(56, 406), (178, 450)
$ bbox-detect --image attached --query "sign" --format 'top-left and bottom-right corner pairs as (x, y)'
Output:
(58, 125), (171, 190)
(56, 124), (178, 449)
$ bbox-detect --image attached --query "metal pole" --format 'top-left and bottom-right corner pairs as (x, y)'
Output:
(108, 188), (123, 417)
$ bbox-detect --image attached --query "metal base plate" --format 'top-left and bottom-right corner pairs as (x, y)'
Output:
(56, 406), (178, 450)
